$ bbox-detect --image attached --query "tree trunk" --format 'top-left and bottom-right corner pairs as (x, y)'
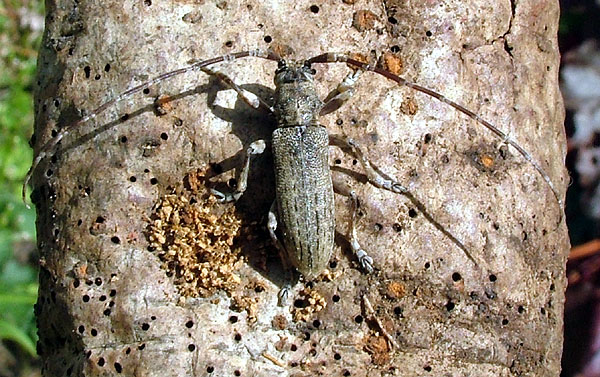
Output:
(32, 0), (568, 376)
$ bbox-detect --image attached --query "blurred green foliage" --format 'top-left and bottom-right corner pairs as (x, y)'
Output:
(0, 0), (45, 365)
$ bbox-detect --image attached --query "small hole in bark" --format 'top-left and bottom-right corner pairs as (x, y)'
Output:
(234, 333), (242, 341)
(329, 260), (337, 269)
(144, 0), (151, 5)
(312, 319), (321, 328)
(104, 63), (111, 72)
(388, 16), (397, 24)
(229, 315), (238, 323)
(95, 277), (102, 286)
(489, 274), (497, 282)
(141, 323), (150, 331)
(452, 272), (462, 281)
(291, 344), (297, 351)
(424, 133), (432, 143)
(129, 176), (137, 182)
(78, 325), (85, 333)
(91, 328), (98, 336)
(73, 279), (80, 288)
(502, 318), (509, 325)
(98, 357), (105, 367)
(445, 301), (455, 311)
(186, 320), (194, 328)
(343, 370), (351, 376)
(540, 307), (546, 315)
(94, 74), (101, 80)
(264, 35), (272, 43)
(354, 315), (363, 324)
(188, 344), (196, 351)
(310, 5), (319, 13)
(206, 366), (214, 373)
(84, 66), (91, 78)
(518, 305), (525, 313)
(424, 365), (432, 372)
(424, 262), (430, 269)
(336, 119), (343, 125)
(82, 295), (90, 302)
(110, 289), (117, 297)
(160, 132), (168, 140)
(425, 30), (432, 37)
(111, 236), (120, 244)
(374, 223), (382, 231)
(125, 347), (131, 354)
(408, 208), (417, 218)
(120, 114), (129, 121)
(332, 294), (340, 303)
(304, 332), (311, 340)
(120, 136), (128, 143)
(114, 362), (122, 373)
(143, 88), (150, 95)
(225, 40), (233, 48)
(334, 352), (341, 360)
(335, 159), (341, 164)
(394, 306), (402, 316)
(46, 169), (53, 177)
(103, 309), (111, 316)
(234, 371), (241, 377)
(150, 178), (158, 185)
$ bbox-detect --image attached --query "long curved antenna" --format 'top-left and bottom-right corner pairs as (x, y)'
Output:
(23, 49), (281, 206)
(308, 52), (564, 224)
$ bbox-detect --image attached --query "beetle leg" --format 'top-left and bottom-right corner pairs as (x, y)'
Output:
(210, 140), (266, 202)
(267, 200), (295, 306)
(319, 69), (362, 116)
(332, 177), (374, 274)
(201, 67), (274, 113)
(330, 135), (409, 195)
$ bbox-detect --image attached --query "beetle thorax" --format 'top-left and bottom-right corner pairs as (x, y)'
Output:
(273, 60), (323, 127)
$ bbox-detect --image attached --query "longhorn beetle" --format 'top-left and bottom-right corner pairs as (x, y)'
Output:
(24, 49), (563, 304)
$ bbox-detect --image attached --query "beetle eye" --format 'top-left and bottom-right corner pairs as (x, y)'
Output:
(278, 60), (286, 69)
(310, 68), (316, 75)
(303, 60), (311, 69)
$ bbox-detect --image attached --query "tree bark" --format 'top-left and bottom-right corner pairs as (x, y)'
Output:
(32, 0), (568, 376)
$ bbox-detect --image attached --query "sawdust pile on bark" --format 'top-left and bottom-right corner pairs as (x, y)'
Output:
(147, 170), (243, 297)
(291, 287), (327, 322)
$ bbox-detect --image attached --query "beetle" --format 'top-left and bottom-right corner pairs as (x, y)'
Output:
(24, 49), (563, 304)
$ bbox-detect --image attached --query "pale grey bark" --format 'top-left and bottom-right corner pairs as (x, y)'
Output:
(32, 0), (568, 376)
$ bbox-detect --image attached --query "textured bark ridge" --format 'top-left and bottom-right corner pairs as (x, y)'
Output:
(32, 0), (568, 376)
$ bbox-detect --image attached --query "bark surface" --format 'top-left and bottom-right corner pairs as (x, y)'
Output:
(32, 0), (568, 376)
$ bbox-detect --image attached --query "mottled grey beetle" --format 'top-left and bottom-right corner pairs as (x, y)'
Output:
(24, 49), (563, 304)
